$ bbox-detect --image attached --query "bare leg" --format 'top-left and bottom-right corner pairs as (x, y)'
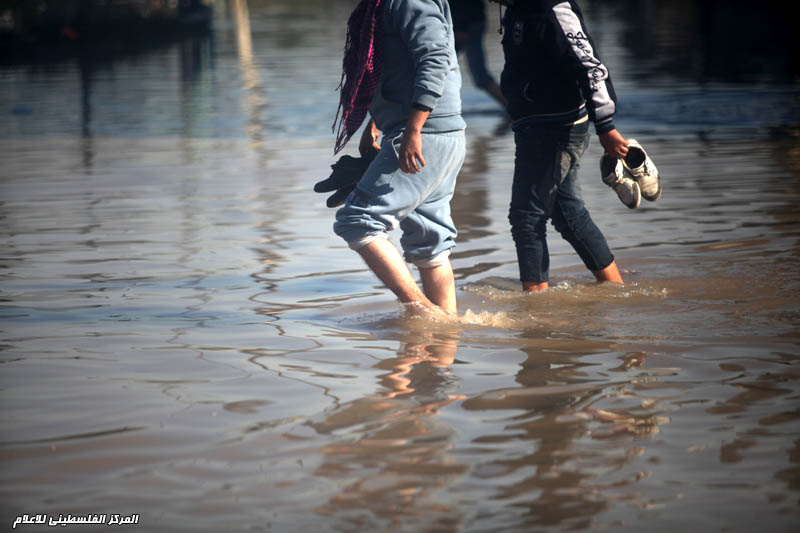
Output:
(592, 260), (624, 285)
(419, 261), (457, 314)
(523, 261), (622, 292)
(357, 239), (447, 316)
(522, 281), (548, 293)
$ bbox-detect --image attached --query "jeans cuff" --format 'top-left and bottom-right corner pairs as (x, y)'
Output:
(347, 232), (388, 251)
(412, 250), (451, 269)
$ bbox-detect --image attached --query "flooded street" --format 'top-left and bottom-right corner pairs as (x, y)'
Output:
(1, 0), (799, 531)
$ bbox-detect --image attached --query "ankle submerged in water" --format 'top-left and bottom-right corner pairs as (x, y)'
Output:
(403, 300), (454, 321)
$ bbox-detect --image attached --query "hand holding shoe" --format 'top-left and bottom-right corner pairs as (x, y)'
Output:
(599, 129), (629, 158)
(621, 139), (661, 202)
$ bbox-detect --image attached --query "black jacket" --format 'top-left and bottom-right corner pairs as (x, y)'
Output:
(500, 0), (617, 133)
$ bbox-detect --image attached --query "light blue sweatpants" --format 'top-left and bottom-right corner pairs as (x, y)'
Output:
(334, 129), (466, 267)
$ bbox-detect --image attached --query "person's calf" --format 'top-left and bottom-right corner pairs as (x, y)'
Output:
(418, 261), (457, 314)
(592, 261), (624, 285)
(357, 238), (429, 305)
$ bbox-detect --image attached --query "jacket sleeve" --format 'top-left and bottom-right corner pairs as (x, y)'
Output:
(549, 1), (617, 133)
(387, 0), (452, 111)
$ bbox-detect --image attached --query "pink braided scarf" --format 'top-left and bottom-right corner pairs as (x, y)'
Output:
(332, 0), (384, 154)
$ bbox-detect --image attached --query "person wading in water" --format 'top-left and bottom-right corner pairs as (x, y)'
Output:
(330, 0), (467, 317)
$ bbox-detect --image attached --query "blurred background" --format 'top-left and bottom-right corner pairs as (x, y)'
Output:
(1, 1), (799, 532)
(1, 0), (797, 143)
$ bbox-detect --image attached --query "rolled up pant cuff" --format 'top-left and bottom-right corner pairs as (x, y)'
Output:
(412, 249), (451, 269)
(347, 232), (388, 251)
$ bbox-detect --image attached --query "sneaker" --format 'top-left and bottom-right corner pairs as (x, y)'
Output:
(622, 139), (661, 202)
(601, 153), (641, 209)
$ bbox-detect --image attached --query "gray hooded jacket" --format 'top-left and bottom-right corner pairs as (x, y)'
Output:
(369, 0), (467, 134)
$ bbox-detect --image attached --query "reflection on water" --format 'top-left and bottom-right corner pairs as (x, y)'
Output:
(308, 334), (465, 530)
(1, 1), (799, 531)
(608, 0), (798, 84)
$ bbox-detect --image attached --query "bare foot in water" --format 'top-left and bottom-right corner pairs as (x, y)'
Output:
(522, 281), (548, 293)
(403, 301), (455, 321)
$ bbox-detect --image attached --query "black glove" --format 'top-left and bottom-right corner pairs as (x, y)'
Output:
(314, 147), (379, 208)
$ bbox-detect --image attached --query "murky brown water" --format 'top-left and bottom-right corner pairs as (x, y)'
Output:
(1, 1), (799, 531)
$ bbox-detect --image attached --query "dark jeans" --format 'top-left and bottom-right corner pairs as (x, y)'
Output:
(508, 120), (614, 283)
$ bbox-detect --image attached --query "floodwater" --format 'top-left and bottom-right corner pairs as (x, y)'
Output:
(1, 1), (799, 531)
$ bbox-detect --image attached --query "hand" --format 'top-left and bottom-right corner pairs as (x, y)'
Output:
(599, 129), (629, 158)
(359, 119), (381, 156)
(399, 129), (426, 173)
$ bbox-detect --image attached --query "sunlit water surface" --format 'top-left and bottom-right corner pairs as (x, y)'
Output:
(1, 1), (799, 531)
